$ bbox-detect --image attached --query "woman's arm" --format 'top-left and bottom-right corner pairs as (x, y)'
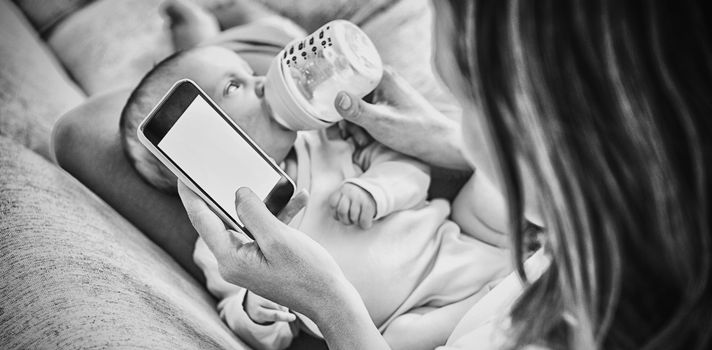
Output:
(317, 292), (390, 350)
(178, 183), (391, 350)
(335, 69), (470, 170)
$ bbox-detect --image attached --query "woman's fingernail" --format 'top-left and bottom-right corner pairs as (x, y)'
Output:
(337, 93), (352, 110)
(235, 187), (250, 200)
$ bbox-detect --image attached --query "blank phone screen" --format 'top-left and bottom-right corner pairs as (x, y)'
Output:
(157, 95), (281, 225)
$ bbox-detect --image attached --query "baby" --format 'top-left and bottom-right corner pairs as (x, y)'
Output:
(119, 2), (512, 349)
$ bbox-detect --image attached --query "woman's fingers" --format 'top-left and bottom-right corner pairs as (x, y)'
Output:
(181, 185), (357, 328)
(276, 189), (309, 224)
(178, 181), (236, 257)
(335, 91), (389, 129)
(333, 68), (427, 147)
(337, 121), (374, 147)
(373, 67), (415, 105)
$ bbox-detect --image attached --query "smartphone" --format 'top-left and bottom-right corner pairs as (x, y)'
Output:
(137, 79), (295, 237)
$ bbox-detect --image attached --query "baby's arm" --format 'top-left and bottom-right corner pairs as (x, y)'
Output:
(382, 291), (486, 350)
(331, 142), (430, 228)
(194, 238), (297, 350)
(163, 0), (220, 51)
(451, 172), (510, 247)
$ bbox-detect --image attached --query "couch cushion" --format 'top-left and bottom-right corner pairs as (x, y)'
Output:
(47, 0), (174, 95)
(0, 136), (249, 349)
(0, 0), (85, 160)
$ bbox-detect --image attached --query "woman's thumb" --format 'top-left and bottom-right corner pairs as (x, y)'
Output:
(335, 92), (375, 127)
(234, 187), (283, 244)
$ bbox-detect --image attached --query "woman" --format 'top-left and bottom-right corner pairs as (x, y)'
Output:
(180, 0), (712, 349)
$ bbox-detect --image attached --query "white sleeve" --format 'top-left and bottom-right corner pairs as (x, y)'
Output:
(218, 290), (298, 350)
(347, 142), (430, 220)
(193, 238), (297, 350)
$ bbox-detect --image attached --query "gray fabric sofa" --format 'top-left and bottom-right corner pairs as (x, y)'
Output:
(0, 0), (459, 348)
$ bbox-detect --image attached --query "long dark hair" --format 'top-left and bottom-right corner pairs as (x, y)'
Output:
(444, 0), (712, 348)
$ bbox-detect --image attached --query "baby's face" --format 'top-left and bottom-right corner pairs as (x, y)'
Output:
(175, 46), (297, 163)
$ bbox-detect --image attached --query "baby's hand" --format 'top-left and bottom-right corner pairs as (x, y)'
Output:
(243, 291), (296, 325)
(329, 183), (377, 229)
(162, 0), (219, 51)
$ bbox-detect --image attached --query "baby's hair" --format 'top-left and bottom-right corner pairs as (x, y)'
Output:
(120, 51), (189, 193)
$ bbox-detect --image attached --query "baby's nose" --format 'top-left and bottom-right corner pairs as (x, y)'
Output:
(254, 78), (265, 98)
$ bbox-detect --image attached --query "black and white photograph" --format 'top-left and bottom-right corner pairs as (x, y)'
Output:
(1, 0), (710, 349)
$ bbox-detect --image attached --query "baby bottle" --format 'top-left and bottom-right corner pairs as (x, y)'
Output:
(264, 20), (383, 130)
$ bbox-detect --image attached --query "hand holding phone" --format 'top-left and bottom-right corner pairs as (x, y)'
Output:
(137, 79), (295, 237)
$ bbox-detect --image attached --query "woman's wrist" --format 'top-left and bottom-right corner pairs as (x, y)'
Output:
(310, 276), (362, 326)
(312, 278), (390, 350)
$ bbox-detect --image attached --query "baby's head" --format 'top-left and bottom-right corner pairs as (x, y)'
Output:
(120, 46), (298, 193)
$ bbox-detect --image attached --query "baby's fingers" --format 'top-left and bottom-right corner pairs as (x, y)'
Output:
(359, 204), (376, 229)
(349, 200), (362, 226)
(328, 191), (342, 211)
(336, 196), (352, 225)
(255, 295), (288, 311)
(259, 308), (297, 323)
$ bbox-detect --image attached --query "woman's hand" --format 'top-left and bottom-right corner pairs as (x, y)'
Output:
(334, 68), (470, 170)
(178, 182), (390, 350)
(178, 181), (347, 320)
